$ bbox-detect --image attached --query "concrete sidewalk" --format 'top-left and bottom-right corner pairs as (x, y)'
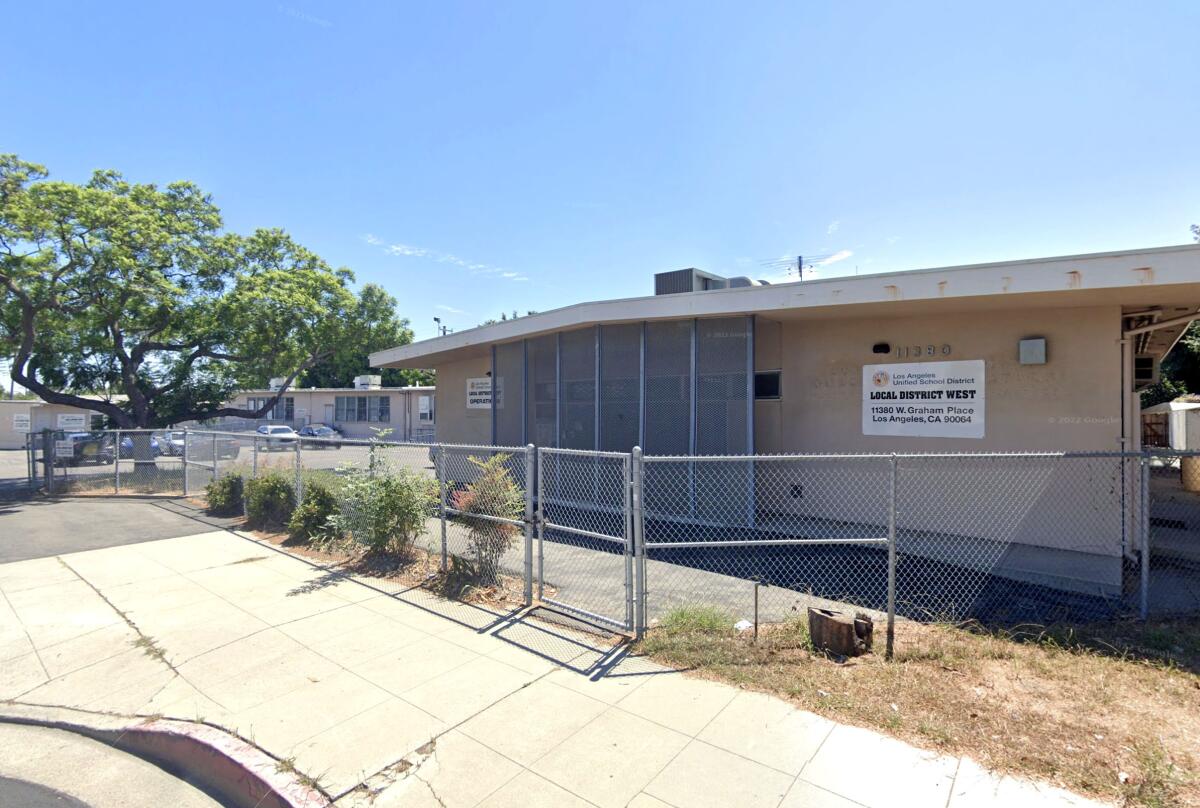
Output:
(0, 528), (1107, 808)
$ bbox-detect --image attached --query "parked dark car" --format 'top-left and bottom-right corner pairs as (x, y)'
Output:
(54, 432), (116, 466)
(298, 424), (343, 449)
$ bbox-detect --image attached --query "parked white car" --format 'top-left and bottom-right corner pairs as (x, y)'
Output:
(256, 424), (299, 450)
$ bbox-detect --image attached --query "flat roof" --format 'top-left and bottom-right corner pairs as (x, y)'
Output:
(373, 244), (1200, 369)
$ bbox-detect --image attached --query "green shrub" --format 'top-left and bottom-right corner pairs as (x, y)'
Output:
(450, 454), (524, 586)
(328, 465), (433, 554)
(245, 472), (296, 530)
(205, 473), (244, 515)
(287, 480), (338, 542)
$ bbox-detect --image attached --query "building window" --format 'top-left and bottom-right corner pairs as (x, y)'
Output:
(335, 395), (390, 423)
(754, 371), (781, 400)
(247, 396), (294, 420)
(418, 395), (434, 422)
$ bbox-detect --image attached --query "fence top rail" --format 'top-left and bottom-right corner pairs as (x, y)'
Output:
(539, 446), (631, 460)
(645, 453), (894, 462)
(440, 442), (528, 453)
(643, 450), (1142, 462)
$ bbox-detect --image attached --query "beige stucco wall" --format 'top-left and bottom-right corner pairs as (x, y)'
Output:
(0, 400), (108, 450)
(767, 305), (1122, 453)
(433, 355), (492, 445)
(0, 400), (38, 450)
(751, 305), (1128, 590)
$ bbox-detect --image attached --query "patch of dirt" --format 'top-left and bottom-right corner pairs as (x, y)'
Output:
(638, 614), (1200, 807)
(240, 526), (540, 613)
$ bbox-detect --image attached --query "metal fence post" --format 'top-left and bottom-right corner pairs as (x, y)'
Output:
(212, 432), (220, 483)
(43, 429), (54, 496)
(181, 428), (189, 496)
(1139, 452), (1150, 620)
(886, 453), (897, 661)
(632, 446), (647, 638)
(524, 444), (535, 606)
(252, 434), (259, 479)
(293, 437), (303, 506)
(437, 445), (448, 572)
(113, 429), (121, 494)
(536, 447), (546, 601)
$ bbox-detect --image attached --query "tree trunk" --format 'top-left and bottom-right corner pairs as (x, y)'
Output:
(131, 431), (157, 471)
(808, 608), (874, 657)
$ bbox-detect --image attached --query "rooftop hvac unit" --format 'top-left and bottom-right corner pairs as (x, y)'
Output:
(654, 268), (728, 295)
(354, 374), (382, 390)
(268, 377), (287, 391)
(1133, 355), (1159, 389)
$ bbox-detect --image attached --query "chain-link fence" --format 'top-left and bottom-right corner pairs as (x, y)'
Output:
(641, 453), (893, 637)
(538, 447), (633, 632)
(23, 433), (1200, 656)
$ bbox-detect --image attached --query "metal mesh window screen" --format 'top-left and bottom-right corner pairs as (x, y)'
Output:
(600, 323), (641, 452)
(526, 335), (557, 447)
(559, 328), (596, 450)
(493, 341), (525, 445)
(644, 320), (692, 455)
(696, 317), (749, 455)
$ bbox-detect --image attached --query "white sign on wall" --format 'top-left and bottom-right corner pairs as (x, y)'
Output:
(11, 413), (30, 433)
(57, 413), (88, 431)
(863, 360), (985, 439)
(466, 377), (492, 409)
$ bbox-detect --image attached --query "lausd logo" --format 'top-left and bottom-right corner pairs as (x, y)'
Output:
(872, 370), (890, 388)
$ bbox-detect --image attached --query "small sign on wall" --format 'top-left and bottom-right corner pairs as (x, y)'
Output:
(467, 378), (492, 409)
(11, 413), (30, 433)
(863, 360), (985, 439)
(57, 413), (88, 431)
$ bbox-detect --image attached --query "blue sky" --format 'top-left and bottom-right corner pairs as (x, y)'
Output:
(3, 1), (1199, 350)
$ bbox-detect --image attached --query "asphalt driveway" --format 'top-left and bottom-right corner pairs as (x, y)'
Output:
(0, 498), (241, 564)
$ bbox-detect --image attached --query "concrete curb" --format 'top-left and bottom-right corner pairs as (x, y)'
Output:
(0, 702), (330, 808)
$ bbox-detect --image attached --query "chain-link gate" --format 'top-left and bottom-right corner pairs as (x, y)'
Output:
(537, 447), (635, 633)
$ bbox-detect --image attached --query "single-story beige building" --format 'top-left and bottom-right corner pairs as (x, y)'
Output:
(370, 244), (1200, 600)
(222, 379), (436, 442)
(0, 398), (108, 450)
(1, 379), (437, 449)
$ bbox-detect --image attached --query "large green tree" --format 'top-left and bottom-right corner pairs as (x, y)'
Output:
(0, 155), (358, 429)
(300, 283), (432, 388)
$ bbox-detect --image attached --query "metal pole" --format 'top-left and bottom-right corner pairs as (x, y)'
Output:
(623, 453), (634, 632)
(113, 429), (121, 494)
(43, 429), (54, 496)
(293, 437), (303, 505)
(536, 448), (546, 600)
(524, 444), (535, 606)
(437, 446), (448, 572)
(1140, 453), (1150, 620)
(252, 434), (259, 479)
(632, 446), (647, 638)
(182, 427), (189, 496)
(212, 432), (220, 482)
(886, 454), (897, 661)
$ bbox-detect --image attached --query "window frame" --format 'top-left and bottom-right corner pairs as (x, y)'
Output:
(753, 370), (782, 400)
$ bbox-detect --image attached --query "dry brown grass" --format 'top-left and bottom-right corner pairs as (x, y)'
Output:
(638, 607), (1200, 808)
